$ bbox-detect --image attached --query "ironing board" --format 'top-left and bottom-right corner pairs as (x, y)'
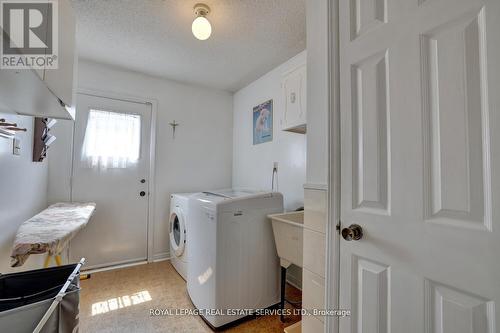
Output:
(10, 202), (96, 267)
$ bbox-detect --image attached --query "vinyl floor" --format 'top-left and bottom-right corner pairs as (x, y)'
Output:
(79, 260), (302, 332)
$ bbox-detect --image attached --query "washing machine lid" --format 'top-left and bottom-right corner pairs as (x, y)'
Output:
(169, 207), (186, 257)
(202, 189), (262, 199)
(171, 192), (195, 201)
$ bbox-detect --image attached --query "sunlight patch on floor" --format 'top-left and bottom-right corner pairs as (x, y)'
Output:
(91, 290), (152, 316)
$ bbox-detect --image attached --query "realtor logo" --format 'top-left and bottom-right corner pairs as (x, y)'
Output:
(1, 0), (58, 69)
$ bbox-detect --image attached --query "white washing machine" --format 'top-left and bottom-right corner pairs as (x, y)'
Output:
(187, 190), (284, 329)
(169, 193), (193, 280)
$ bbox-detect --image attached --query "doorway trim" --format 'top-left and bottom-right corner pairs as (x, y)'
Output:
(326, 0), (341, 332)
(74, 88), (158, 264)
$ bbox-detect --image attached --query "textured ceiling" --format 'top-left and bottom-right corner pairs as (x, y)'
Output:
(72, 0), (306, 92)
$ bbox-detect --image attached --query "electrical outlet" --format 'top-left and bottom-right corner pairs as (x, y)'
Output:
(273, 161), (278, 171)
(12, 138), (21, 155)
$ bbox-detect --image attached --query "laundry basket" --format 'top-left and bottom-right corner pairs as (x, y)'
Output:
(0, 258), (84, 333)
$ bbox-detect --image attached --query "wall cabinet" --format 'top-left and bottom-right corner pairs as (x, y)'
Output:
(0, 0), (76, 120)
(281, 64), (307, 133)
(43, 0), (76, 109)
(0, 68), (70, 120)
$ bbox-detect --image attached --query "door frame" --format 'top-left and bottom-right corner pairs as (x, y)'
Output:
(326, 0), (341, 332)
(71, 88), (158, 264)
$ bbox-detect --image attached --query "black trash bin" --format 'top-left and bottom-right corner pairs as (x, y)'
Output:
(0, 259), (84, 333)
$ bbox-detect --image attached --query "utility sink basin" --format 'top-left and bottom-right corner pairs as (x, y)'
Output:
(268, 211), (304, 268)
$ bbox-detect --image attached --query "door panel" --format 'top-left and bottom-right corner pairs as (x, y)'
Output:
(352, 256), (390, 333)
(339, 0), (499, 332)
(69, 93), (151, 269)
(351, 50), (390, 214)
(425, 280), (494, 333)
(350, 0), (387, 41)
(421, 8), (491, 230)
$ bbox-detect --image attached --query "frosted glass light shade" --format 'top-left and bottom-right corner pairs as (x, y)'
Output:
(192, 16), (212, 40)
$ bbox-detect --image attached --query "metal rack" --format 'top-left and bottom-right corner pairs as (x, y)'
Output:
(33, 117), (57, 162)
(0, 118), (27, 138)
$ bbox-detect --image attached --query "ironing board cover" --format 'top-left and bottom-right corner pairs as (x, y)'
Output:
(10, 202), (96, 267)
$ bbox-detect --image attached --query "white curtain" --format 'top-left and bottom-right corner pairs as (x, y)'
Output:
(81, 109), (141, 169)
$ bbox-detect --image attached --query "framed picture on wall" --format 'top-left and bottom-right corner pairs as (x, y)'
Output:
(253, 99), (273, 145)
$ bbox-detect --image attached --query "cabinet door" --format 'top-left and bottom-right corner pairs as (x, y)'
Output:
(282, 64), (307, 130)
(0, 1), (73, 119)
(43, 0), (76, 107)
(0, 66), (72, 119)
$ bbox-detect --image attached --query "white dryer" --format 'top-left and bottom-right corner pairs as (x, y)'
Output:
(169, 193), (193, 280)
(187, 190), (284, 329)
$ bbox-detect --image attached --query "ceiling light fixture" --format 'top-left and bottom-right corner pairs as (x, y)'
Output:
(192, 3), (212, 41)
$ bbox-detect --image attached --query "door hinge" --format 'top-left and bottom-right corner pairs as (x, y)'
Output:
(336, 221), (341, 234)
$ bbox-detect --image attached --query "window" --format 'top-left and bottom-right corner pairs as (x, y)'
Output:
(81, 109), (141, 169)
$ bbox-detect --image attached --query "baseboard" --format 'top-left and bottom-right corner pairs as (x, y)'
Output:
(303, 183), (328, 191)
(153, 251), (170, 262)
(83, 260), (148, 274)
(286, 276), (302, 291)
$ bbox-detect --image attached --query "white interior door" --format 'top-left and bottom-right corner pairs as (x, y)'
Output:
(70, 93), (151, 269)
(339, 0), (500, 332)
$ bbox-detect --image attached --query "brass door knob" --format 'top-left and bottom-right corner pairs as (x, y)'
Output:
(341, 224), (363, 241)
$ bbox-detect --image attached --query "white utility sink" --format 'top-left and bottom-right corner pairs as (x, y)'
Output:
(268, 211), (304, 268)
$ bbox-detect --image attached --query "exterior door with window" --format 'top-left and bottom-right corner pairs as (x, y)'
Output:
(338, 0), (500, 331)
(70, 93), (152, 269)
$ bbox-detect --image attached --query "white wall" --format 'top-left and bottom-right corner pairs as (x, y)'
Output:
(0, 113), (48, 273)
(48, 60), (233, 260)
(306, 0), (329, 186)
(47, 119), (73, 205)
(232, 51), (307, 288)
(232, 51), (307, 211)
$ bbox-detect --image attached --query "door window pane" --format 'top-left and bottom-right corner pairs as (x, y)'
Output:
(81, 109), (141, 169)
